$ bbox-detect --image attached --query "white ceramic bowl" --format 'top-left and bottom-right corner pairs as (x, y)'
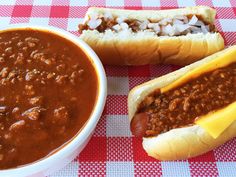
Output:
(0, 24), (107, 177)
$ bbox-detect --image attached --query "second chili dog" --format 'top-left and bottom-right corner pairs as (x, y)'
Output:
(128, 46), (236, 160)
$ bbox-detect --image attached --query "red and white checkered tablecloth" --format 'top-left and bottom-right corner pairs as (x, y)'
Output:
(1, 0), (236, 176)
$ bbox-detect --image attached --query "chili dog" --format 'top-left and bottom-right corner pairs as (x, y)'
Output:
(78, 6), (224, 65)
(128, 46), (236, 160)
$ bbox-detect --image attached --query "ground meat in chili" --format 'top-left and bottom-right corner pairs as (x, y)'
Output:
(131, 63), (236, 137)
(0, 29), (97, 169)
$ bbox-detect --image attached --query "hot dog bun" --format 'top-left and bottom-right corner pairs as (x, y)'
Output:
(128, 46), (236, 160)
(79, 6), (224, 65)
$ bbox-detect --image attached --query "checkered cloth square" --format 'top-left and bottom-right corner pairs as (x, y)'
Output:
(0, 0), (235, 176)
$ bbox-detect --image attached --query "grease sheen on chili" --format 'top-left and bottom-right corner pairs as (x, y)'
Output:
(0, 29), (98, 169)
(131, 63), (236, 137)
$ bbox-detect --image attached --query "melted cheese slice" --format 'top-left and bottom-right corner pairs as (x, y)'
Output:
(195, 102), (236, 139)
(161, 48), (236, 93)
(160, 46), (236, 138)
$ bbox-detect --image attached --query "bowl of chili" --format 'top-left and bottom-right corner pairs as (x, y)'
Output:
(0, 24), (107, 176)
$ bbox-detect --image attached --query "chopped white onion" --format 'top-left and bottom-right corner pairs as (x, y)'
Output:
(201, 25), (209, 33)
(139, 20), (149, 30)
(195, 20), (205, 26)
(139, 23), (147, 30)
(147, 23), (155, 28)
(147, 23), (160, 33)
(162, 24), (175, 36)
(153, 24), (161, 33)
(188, 15), (198, 25)
(112, 24), (122, 31)
(190, 25), (202, 33)
(120, 22), (129, 30)
(87, 19), (102, 29)
(175, 24), (190, 33)
(173, 19), (184, 25)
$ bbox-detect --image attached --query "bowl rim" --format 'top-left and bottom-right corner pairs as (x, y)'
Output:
(0, 24), (107, 175)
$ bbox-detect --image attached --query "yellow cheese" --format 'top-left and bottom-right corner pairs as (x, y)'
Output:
(160, 46), (236, 138)
(161, 47), (236, 93)
(195, 102), (236, 139)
